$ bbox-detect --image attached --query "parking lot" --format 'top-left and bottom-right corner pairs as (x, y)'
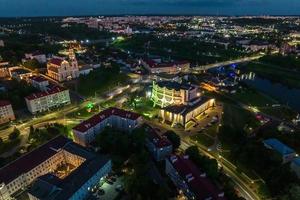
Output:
(88, 175), (124, 200)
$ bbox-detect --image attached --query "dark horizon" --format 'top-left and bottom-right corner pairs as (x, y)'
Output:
(1, 0), (300, 17)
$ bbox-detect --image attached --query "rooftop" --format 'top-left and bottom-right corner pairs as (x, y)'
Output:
(73, 107), (140, 133)
(145, 125), (172, 148)
(164, 97), (212, 116)
(0, 136), (70, 185)
(29, 75), (48, 83)
(0, 100), (11, 107)
(263, 138), (295, 156)
(156, 81), (195, 91)
(25, 86), (68, 101)
(168, 154), (226, 200)
(49, 58), (64, 66)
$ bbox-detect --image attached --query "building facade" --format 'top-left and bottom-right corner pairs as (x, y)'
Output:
(145, 125), (173, 161)
(151, 81), (199, 108)
(0, 101), (15, 125)
(0, 136), (112, 200)
(143, 59), (190, 74)
(165, 154), (226, 200)
(47, 54), (79, 82)
(160, 98), (215, 129)
(25, 86), (71, 114)
(73, 107), (142, 146)
(25, 52), (47, 64)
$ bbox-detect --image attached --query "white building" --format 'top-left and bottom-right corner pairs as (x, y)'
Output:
(0, 101), (15, 125)
(73, 107), (142, 146)
(25, 86), (71, 114)
(28, 76), (49, 91)
(25, 52), (47, 64)
(142, 59), (190, 74)
(0, 136), (112, 200)
(47, 54), (79, 82)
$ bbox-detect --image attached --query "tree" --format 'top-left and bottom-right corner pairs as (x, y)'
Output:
(165, 131), (181, 150)
(280, 184), (300, 200)
(9, 128), (20, 141)
(185, 146), (219, 179)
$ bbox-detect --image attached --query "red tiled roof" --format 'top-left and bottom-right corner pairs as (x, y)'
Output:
(169, 154), (226, 200)
(0, 100), (11, 107)
(29, 75), (48, 83)
(25, 86), (67, 101)
(49, 58), (64, 66)
(73, 107), (140, 133)
(146, 126), (172, 148)
(0, 136), (70, 184)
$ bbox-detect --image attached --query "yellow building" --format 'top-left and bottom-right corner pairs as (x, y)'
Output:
(160, 98), (215, 129)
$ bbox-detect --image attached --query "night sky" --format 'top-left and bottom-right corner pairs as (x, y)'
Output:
(0, 0), (300, 17)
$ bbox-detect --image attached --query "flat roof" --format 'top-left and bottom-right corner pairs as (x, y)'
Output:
(263, 138), (295, 156)
(156, 81), (195, 91)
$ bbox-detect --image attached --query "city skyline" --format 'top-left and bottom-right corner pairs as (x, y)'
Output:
(1, 0), (300, 17)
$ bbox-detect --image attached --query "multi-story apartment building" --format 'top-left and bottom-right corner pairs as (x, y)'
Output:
(0, 101), (15, 125)
(0, 136), (112, 200)
(165, 154), (226, 200)
(142, 59), (190, 74)
(47, 54), (79, 82)
(25, 86), (71, 114)
(28, 76), (49, 91)
(73, 107), (142, 146)
(145, 125), (173, 161)
(151, 81), (199, 108)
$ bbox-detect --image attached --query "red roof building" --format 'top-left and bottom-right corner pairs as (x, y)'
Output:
(166, 154), (226, 200)
(73, 107), (142, 146)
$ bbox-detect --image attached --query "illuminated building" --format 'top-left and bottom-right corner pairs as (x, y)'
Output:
(47, 53), (79, 82)
(145, 125), (173, 161)
(8, 67), (33, 81)
(142, 59), (190, 74)
(165, 154), (226, 200)
(25, 86), (71, 114)
(160, 98), (215, 129)
(151, 81), (198, 108)
(151, 81), (215, 129)
(0, 101), (15, 125)
(73, 107), (142, 146)
(0, 136), (112, 200)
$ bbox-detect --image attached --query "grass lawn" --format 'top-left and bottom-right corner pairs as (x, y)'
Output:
(231, 88), (278, 107)
(222, 103), (260, 131)
(77, 65), (129, 97)
(191, 134), (215, 147)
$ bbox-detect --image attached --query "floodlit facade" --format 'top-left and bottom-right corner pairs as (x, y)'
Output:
(25, 86), (71, 114)
(160, 98), (215, 129)
(73, 107), (143, 146)
(0, 136), (112, 200)
(151, 81), (198, 108)
(47, 54), (79, 82)
(0, 101), (15, 125)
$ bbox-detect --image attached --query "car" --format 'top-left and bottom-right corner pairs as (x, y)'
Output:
(115, 184), (124, 192)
